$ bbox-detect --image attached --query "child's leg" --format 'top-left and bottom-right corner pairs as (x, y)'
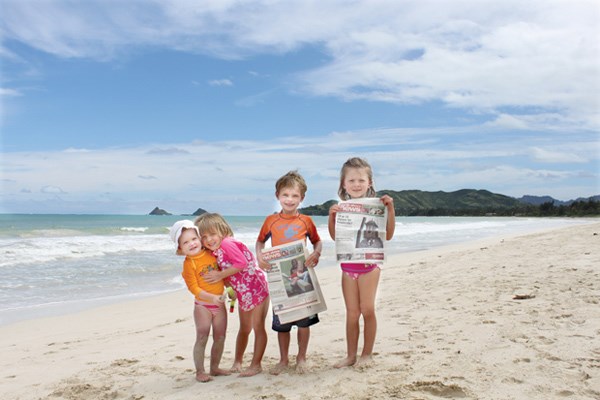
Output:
(356, 267), (381, 364)
(334, 273), (361, 368)
(276, 331), (291, 366)
(209, 305), (230, 376)
(296, 326), (310, 373)
(193, 305), (213, 382)
(239, 296), (270, 377)
(269, 331), (290, 375)
(231, 307), (253, 372)
(269, 316), (291, 375)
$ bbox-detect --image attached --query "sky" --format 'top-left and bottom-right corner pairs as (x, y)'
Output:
(1, 0), (599, 216)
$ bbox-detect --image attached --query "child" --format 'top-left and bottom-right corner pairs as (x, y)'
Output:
(169, 220), (231, 382)
(327, 157), (395, 368)
(195, 213), (270, 377)
(256, 170), (323, 375)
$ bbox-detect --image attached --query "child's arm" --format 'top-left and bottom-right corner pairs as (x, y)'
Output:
(328, 204), (340, 240)
(204, 266), (239, 283)
(197, 291), (225, 304)
(305, 240), (322, 268)
(381, 194), (396, 240)
(255, 240), (272, 271)
(204, 238), (248, 283)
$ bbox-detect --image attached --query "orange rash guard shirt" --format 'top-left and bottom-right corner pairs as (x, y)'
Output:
(181, 249), (224, 300)
(257, 212), (321, 247)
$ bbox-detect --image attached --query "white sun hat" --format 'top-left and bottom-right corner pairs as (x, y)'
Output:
(169, 220), (199, 255)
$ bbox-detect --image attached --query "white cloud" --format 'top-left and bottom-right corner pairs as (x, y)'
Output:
(529, 147), (587, 164)
(1, 0), (597, 129)
(1, 127), (597, 214)
(0, 88), (22, 97)
(208, 79), (233, 86)
(41, 185), (67, 194)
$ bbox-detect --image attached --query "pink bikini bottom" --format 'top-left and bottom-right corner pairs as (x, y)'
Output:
(340, 263), (380, 280)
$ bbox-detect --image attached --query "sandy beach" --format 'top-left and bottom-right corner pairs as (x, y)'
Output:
(2, 222), (599, 400)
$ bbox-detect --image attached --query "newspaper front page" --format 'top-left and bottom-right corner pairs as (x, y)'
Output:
(261, 240), (327, 324)
(335, 197), (387, 263)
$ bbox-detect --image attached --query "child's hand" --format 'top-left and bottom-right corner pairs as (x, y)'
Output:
(380, 195), (394, 209)
(204, 270), (222, 283)
(213, 293), (225, 305)
(329, 204), (340, 216)
(258, 258), (272, 271)
(328, 204), (340, 240)
(305, 251), (320, 268)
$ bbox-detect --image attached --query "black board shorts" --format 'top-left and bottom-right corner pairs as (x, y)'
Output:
(272, 313), (320, 332)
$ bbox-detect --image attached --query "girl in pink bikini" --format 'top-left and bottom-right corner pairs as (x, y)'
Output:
(328, 157), (396, 368)
(195, 213), (270, 377)
(170, 220), (231, 383)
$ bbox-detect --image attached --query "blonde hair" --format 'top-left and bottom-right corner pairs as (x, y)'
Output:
(275, 170), (307, 197)
(338, 157), (377, 200)
(194, 213), (234, 238)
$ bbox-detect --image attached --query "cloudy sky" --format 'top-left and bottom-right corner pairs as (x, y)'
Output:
(1, 0), (599, 215)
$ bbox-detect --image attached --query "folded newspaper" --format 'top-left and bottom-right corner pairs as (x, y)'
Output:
(261, 240), (327, 324)
(335, 197), (387, 263)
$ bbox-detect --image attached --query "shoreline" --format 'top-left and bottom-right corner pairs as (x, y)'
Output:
(2, 222), (599, 399)
(2, 217), (594, 328)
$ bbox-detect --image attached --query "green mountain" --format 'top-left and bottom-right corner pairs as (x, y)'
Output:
(300, 189), (523, 216)
(380, 189), (521, 215)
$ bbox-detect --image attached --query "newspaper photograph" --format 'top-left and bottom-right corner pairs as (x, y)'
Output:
(335, 197), (387, 263)
(261, 240), (327, 324)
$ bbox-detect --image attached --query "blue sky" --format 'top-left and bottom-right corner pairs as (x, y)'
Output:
(1, 0), (599, 215)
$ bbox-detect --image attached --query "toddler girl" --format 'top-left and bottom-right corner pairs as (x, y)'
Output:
(169, 220), (230, 382)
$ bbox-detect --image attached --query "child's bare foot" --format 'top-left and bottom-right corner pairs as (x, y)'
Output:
(354, 355), (373, 369)
(269, 361), (289, 375)
(333, 356), (356, 369)
(239, 365), (262, 377)
(295, 359), (308, 374)
(210, 367), (231, 376)
(195, 371), (213, 382)
(230, 362), (242, 373)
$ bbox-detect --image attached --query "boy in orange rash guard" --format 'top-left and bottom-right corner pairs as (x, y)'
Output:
(170, 220), (231, 383)
(255, 171), (323, 375)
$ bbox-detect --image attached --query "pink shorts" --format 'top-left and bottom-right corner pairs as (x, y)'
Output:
(341, 263), (380, 280)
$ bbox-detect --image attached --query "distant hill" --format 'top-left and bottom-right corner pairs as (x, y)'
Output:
(379, 189), (520, 214)
(149, 207), (171, 216)
(518, 195), (564, 206)
(519, 194), (600, 206)
(149, 207), (208, 216)
(299, 189), (600, 216)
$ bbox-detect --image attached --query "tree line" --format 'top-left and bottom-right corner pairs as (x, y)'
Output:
(397, 199), (600, 217)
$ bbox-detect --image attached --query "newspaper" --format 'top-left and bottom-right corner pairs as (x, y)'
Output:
(261, 240), (327, 324)
(335, 197), (387, 263)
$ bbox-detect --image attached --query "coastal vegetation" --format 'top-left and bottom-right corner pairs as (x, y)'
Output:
(299, 189), (600, 217)
(149, 190), (599, 217)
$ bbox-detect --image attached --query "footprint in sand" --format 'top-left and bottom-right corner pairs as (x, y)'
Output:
(406, 380), (469, 398)
(50, 380), (119, 400)
(110, 358), (139, 367)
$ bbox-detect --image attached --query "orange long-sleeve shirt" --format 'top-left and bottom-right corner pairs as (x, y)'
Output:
(181, 250), (224, 300)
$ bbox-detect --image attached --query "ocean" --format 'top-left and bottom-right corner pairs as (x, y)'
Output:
(0, 214), (592, 326)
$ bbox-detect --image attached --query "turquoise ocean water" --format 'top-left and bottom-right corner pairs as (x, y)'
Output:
(0, 214), (592, 326)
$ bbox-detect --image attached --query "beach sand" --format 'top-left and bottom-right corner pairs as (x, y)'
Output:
(2, 222), (599, 400)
